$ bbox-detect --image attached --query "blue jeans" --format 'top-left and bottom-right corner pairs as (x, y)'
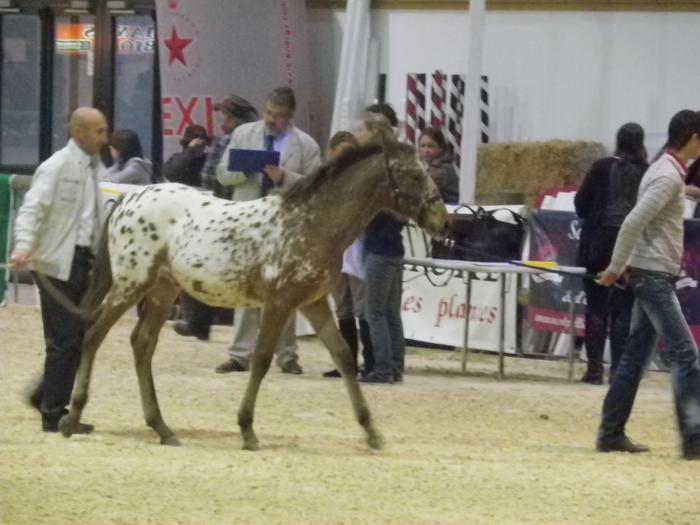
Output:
(599, 268), (700, 449)
(364, 254), (404, 379)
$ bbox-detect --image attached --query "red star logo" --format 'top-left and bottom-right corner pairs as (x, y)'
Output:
(164, 26), (192, 66)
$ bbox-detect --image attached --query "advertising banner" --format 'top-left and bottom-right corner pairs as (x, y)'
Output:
(528, 210), (700, 346)
(678, 218), (700, 343)
(155, 0), (314, 159)
(400, 207), (526, 352)
(528, 210), (586, 336)
(401, 265), (519, 353)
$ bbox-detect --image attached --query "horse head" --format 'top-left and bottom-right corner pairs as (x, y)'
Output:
(381, 136), (449, 239)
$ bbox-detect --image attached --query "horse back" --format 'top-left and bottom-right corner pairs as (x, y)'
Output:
(107, 184), (295, 307)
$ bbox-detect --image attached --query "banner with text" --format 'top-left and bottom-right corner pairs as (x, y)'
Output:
(528, 210), (700, 344)
(528, 209), (586, 336)
(155, 0), (314, 160)
(677, 218), (700, 343)
(401, 265), (519, 353)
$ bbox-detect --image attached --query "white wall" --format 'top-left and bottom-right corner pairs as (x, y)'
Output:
(307, 7), (700, 155)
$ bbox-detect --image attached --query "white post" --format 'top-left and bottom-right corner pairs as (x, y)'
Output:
(364, 39), (380, 105)
(329, 0), (371, 138)
(459, 0), (486, 204)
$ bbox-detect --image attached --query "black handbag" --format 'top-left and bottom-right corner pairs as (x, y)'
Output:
(432, 205), (528, 262)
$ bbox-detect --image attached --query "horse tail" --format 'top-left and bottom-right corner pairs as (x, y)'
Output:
(79, 196), (121, 319)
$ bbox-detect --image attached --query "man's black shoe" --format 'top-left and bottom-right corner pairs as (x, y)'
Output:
(42, 414), (95, 434)
(682, 441), (700, 460)
(596, 434), (650, 454)
(359, 365), (374, 378)
(322, 369), (342, 378)
(393, 372), (403, 383)
(173, 321), (209, 341)
(359, 372), (393, 384)
(26, 388), (42, 412)
(581, 371), (603, 385)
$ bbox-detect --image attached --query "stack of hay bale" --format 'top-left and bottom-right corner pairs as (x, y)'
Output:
(475, 140), (606, 206)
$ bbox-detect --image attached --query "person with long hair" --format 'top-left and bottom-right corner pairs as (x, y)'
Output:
(418, 126), (459, 204)
(685, 156), (700, 203)
(162, 124), (210, 187)
(103, 129), (153, 185)
(575, 122), (648, 384)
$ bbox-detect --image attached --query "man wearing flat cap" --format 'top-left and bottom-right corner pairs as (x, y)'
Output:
(201, 94), (259, 198)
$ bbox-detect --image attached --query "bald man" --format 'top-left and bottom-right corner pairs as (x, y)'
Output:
(12, 107), (109, 433)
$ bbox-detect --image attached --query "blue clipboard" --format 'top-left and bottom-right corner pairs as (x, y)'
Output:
(228, 149), (281, 172)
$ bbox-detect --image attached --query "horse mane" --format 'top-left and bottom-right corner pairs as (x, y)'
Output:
(283, 142), (384, 204)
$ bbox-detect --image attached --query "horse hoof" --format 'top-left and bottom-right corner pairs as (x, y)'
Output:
(242, 439), (260, 451)
(367, 432), (384, 450)
(161, 435), (182, 446)
(58, 414), (76, 438)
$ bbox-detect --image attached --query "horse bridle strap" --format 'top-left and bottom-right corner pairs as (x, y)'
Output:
(383, 152), (441, 224)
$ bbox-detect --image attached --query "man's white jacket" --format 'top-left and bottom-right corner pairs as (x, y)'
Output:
(216, 120), (321, 202)
(14, 140), (105, 280)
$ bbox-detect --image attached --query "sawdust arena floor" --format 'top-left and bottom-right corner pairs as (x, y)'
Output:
(1, 305), (698, 524)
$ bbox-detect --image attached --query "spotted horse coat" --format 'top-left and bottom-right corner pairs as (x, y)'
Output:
(58, 141), (450, 451)
(109, 183), (331, 310)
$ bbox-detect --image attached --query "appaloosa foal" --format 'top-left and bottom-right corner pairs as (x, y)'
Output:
(59, 139), (448, 450)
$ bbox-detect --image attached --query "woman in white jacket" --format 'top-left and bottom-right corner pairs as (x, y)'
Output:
(103, 129), (153, 185)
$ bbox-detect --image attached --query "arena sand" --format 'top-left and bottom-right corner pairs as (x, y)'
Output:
(1, 305), (698, 524)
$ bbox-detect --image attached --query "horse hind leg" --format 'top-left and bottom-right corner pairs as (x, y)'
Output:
(130, 278), (181, 445)
(300, 297), (383, 450)
(238, 305), (289, 451)
(59, 295), (136, 437)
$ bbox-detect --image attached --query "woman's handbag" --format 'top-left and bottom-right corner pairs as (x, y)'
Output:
(432, 205), (528, 262)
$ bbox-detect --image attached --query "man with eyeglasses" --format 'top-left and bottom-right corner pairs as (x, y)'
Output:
(215, 86), (321, 375)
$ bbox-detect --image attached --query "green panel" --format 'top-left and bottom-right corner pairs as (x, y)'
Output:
(0, 174), (12, 304)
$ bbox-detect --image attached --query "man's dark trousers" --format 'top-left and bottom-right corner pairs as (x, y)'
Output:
(32, 247), (93, 427)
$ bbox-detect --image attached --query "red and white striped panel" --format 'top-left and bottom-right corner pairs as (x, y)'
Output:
(430, 70), (448, 128)
(405, 73), (427, 146)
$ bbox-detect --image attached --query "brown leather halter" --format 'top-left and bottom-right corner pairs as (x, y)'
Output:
(382, 149), (442, 225)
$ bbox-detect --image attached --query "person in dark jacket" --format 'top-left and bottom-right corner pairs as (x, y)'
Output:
(575, 122), (648, 384)
(418, 127), (459, 204)
(172, 95), (258, 342)
(103, 129), (153, 185)
(359, 210), (408, 385)
(162, 124), (210, 186)
(685, 157), (700, 204)
(354, 112), (408, 384)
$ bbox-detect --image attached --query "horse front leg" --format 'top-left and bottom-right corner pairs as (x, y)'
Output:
(300, 297), (383, 450)
(130, 281), (181, 445)
(59, 297), (134, 437)
(238, 305), (288, 451)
